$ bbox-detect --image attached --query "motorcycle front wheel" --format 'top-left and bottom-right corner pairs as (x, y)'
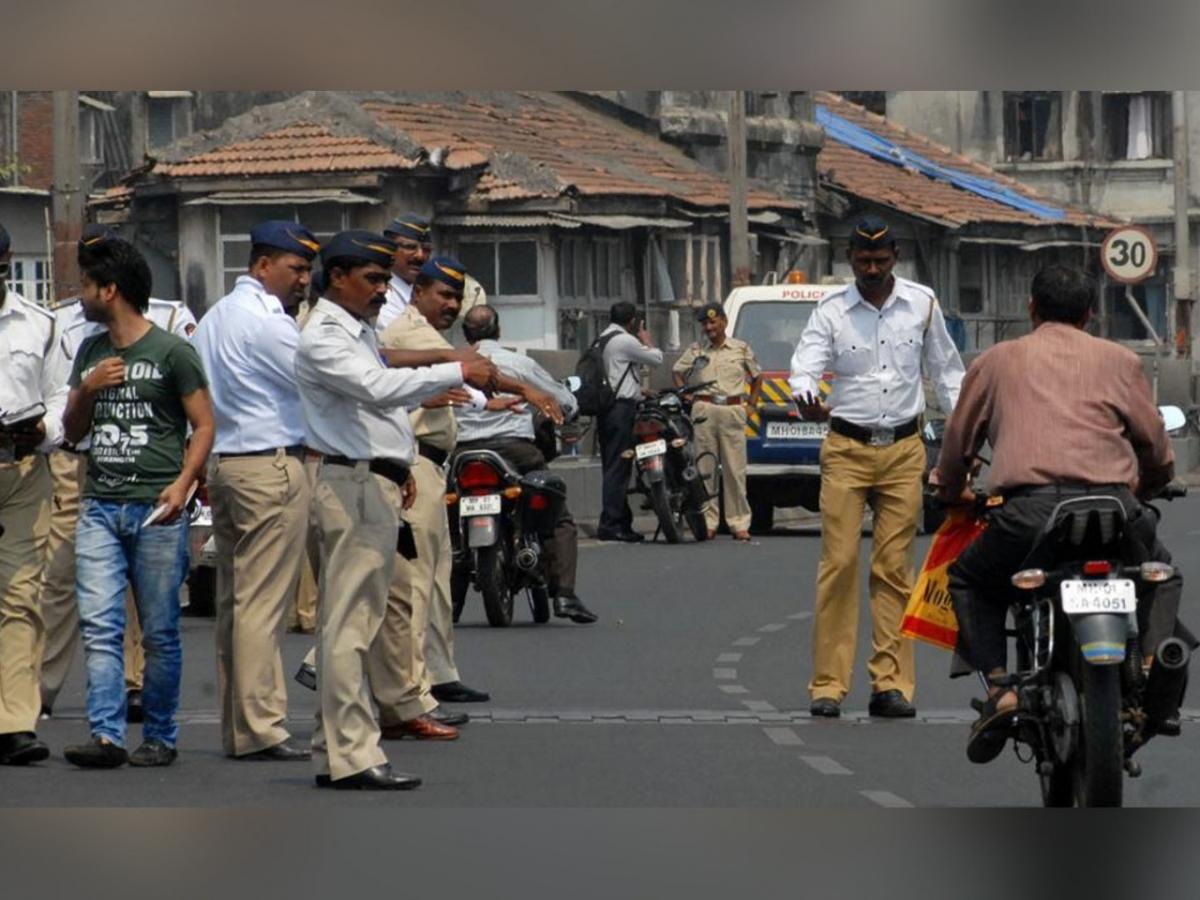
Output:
(1072, 663), (1124, 807)
(477, 545), (514, 627)
(650, 479), (682, 544)
(528, 585), (551, 624)
(451, 562), (470, 624)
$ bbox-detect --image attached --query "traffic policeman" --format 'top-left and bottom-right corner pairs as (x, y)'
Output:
(789, 216), (964, 719)
(673, 303), (762, 540)
(0, 221), (68, 765)
(376, 213), (432, 332)
(192, 220), (320, 762)
(38, 225), (196, 721)
(295, 231), (497, 789)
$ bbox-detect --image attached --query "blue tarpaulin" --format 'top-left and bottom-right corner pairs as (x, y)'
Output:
(816, 104), (1066, 222)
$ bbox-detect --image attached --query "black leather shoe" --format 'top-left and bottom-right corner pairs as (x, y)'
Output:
(430, 706), (469, 727)
(0, 731), (50, 766)
(314, 764), (422, 790)
(597, 529), (644, 543)
(810, 698), (841, 718)
(238, 741), (312, 761)
(126, 690), (144, 723)
(431, 681), (491, 704)
(553, 594), (599, 624)
(64, 735), (128, 769)
(129, 739), (177, 768)
(295, 662), (317, 691)
(868, 689), (917, 718)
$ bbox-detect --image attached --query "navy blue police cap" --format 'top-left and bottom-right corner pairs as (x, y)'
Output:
(694, 302), (727, 323)
(79, 223), (116, 251)
(848, 215), (895, 251)
(383, 213), (432, 243)
(250, 220), (320, 261)
(0, 222), (10, 257)
(319, 230), (396, 269)
(419, 256), (467, 291)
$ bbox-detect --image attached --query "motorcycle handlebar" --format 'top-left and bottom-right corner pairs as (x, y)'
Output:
(655, 380), (718, 399)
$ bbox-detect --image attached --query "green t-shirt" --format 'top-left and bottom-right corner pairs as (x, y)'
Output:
(69, 324), (208, 502)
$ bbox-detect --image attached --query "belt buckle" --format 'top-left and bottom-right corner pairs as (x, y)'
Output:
(869, 426), (895, 447)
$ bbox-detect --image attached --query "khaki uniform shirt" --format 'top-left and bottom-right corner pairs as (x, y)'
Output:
(377, 304), (458, 453)
(673, 336), (761, 400)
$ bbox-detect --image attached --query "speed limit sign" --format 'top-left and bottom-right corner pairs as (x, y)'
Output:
(1100, 226), (1158, 284)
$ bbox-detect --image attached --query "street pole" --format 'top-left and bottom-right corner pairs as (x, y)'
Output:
(1172, 90), (1190, 358)
(51, 90), (82, 303)
(728, 90), (751, 289)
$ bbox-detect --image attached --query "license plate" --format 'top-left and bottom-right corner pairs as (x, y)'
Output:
(1060, 579), (1137, 614)
(765, 421), (828, 440)
(459, 494), (502, 516)
(636, 439), (667, 459)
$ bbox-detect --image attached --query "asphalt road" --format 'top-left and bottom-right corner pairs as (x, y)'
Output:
(6, 496), (1200, 807)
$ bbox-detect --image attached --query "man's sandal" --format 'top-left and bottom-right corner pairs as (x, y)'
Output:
(966, 692), (1018, 765)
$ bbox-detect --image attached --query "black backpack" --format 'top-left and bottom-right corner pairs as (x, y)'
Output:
(573, 331), (632, 416)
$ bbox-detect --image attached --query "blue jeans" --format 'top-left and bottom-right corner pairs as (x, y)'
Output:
(75, 498), (188, 747)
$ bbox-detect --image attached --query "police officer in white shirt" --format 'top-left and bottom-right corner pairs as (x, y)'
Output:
(375, 213), (432, 332)
(295, 230), (497, 790)
(595, 301), (663, 542)
(0, 221), (68, 765)
(193, 220), (323, 763)
(38, 224), (195, 723)
(789, 216), (964, 720)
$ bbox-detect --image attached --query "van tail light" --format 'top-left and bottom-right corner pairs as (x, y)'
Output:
(1083, 560), (1112, 576)
(457, 460), (502, 492)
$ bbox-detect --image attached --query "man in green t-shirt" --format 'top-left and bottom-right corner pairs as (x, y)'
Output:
(60, 237), (214, 770)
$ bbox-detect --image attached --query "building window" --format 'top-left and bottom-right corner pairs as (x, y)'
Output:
(78, 108), (101, 165)
(837, 92), (887, 116)
(1003, 92), (1062, 161)
(9, 257), (53, 305)
(147, 93), (192, 150)
(958, 245), (984, 314)
(218, 204), (347, 295)
(456, 237), (540, 299)
(654, 234), (722, 304)
(1102, 92), (1172, 161)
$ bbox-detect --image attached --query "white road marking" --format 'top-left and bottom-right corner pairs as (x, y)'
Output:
(763, 727), (804, 746)
(757, 623), (787, 633)
(743, 700), (778, 713)
(787, 611), (813, 621)
(733, 637), (761, 647)
(800, 755), (853, 775)
(712, 668), (738, 680)
(860, 790), (914, 808)
(719, 685), (750, 695)
(717, 652), (743, 663)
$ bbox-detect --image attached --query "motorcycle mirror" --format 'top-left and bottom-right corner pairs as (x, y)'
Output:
(683, 354), (710, 384)
(1159, 405), (1187, 433)
(563, 375), (582, 394)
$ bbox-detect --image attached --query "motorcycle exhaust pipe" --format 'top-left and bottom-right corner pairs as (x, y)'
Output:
(514, 546), (540, 572)
(1143, 636), (1191, 735)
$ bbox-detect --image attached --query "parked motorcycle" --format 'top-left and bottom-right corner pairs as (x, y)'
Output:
(624, 356), (715, 543)
(447, 448), (568, 627)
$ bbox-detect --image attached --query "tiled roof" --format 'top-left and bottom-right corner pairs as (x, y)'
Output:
(815, 92), (1118, 229)
(154, 92), (800, 212)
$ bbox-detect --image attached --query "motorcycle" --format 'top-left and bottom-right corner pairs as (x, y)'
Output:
(624, 356), (715, 543)
(446, 448), (568, 627)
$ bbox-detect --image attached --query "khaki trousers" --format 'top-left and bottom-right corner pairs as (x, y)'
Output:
(810, 431), (924, 703)
(0, 455), (50, 734)
(210, 451), (309, 756)
(368, 456), (444, 724)
(694, 402), (751, 533)
(287, 455), (321, 633)
(311, 463), (400, 781)
(36, 450), (143, 711)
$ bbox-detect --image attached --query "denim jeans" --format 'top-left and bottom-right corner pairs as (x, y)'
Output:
(75, 497), (188, 747)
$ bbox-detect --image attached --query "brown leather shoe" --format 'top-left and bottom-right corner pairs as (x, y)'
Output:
(381, 715), (459, 741)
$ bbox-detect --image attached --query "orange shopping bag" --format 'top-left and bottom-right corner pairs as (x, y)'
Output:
(901, 509), (987, 651)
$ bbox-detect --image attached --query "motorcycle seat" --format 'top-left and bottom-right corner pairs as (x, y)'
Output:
(519, 469), (567, 500)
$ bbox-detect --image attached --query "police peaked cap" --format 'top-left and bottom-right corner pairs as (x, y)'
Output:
(848, 215), (896, 250)
(320, 231), (396, 268)
(695, 302), (727, 322)
(79, 223), (117, 251)
(250, 220), (321, 261)
(383, 213), (432, 243)
(418, 256), (467, 291)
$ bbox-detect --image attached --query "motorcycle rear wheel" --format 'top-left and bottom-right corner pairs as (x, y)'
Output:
(650, 480), (682, 544)
(477, 545), (514, 628)
(1072, 664), (1124, 807)
(684, 480), (709, 541)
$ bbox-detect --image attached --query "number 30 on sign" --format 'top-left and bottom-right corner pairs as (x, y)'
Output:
(1101, 226), (1158, 284)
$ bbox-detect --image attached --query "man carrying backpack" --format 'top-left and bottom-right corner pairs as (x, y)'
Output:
(585, 302), (662, 542)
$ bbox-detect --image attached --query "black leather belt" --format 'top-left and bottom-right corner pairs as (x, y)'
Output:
(829, 417), (919, 447)
(219, 445), (305, 460)
(418, 442), (449, 467)
(1004, 482), (1127, 500)
(323, 455), (411, 488)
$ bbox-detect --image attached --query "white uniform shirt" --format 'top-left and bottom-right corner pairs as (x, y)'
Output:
(192, 275), (307, 454)
(146, 298), (197, 338)
(789, 277), (964, 427)
(295, 298), (464, 463)
(375, 275), (412, 333)
(599, 323), (664, 400)
(0, 289), (69, 452)
(456, 339), (579, 444)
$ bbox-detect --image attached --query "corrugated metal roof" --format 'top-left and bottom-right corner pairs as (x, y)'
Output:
(435, 214), (576, 229)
